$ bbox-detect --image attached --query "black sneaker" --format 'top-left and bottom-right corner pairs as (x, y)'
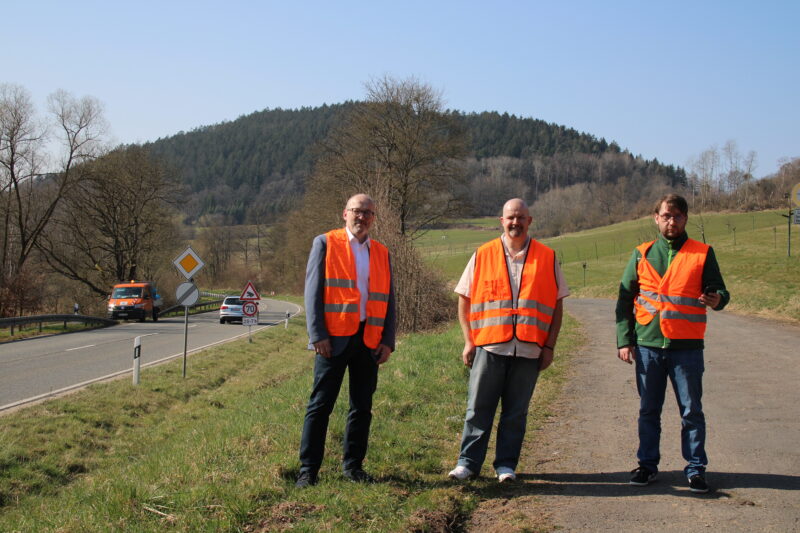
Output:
(689, 474), (709, 494)
(629, 466), (657, 486)
(343, 468), (375, 483)
(295, 470), (318, 488)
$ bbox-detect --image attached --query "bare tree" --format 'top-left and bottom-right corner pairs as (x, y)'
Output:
(281, 77), (465, 332)
(0, 84), (105, 315)
(689, 147), (720, 210)
(196, 216), (235, 282)
(722, 140), (742, 192)
(309, 75), (468, 238)
(741, 149), (758, 206)
(37, 146), (179, 297)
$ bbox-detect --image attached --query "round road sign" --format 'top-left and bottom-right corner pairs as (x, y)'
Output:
(242, 302), (258, 317)
(175, 281), (199, 307)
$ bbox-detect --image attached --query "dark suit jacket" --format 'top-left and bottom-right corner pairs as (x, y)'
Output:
(304, 232), (397, 356)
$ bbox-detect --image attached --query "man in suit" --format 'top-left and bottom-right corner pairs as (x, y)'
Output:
(296, 193), (396, 488)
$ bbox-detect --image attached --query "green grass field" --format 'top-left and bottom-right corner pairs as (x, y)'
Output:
(0, 311), (581, 532)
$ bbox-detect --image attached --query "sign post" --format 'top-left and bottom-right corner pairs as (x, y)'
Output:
(780, 186), (800, 257)
(242, 301), (258, 342)
(240, 281), (261, 342)
(173, 247), (205, 377)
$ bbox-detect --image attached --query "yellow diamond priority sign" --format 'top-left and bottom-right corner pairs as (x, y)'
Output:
(173, 246), (205, 280)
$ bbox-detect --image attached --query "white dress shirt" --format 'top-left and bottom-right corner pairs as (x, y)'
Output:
(345, 227), (371, 321)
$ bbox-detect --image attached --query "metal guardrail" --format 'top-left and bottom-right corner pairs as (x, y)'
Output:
(1, 292), (228, 336)
(159, 298), (225, 317)
(0, 314), (117, 335)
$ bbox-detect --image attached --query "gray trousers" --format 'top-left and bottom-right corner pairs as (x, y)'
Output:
(456, 347), (540, 473)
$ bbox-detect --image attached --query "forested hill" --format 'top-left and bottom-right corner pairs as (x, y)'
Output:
(459, 111), (621, 158)
(147, 103), (685, 224)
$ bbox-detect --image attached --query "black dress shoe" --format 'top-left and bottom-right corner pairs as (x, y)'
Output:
(343, 468), (375, 483)
(295, 470), (318, 488)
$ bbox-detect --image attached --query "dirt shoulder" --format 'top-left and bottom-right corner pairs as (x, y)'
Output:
(466, 298), (800, 532)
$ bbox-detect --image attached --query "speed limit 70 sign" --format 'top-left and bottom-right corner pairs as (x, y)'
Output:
(242, 302), (258, 316)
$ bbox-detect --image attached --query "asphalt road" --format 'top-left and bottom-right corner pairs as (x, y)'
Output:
(504, 298), (800, 532)
(0, 298), (302, 411)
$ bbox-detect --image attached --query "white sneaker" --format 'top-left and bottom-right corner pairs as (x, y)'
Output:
(448, 465), (475, 480)
(496, 466), (516, 483)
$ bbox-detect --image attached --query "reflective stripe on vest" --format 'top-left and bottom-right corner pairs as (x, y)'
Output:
(634, 238), (709, 340)
(323, 228), (391, 349)
(468, 238), (558, 346)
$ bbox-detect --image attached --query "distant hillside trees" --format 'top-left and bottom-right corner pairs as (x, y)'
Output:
(147, 104), (354, 225)
(706, 155), (799, 212)
(146, 102), (687, 226)
(463, 149), (686, 233)
(0, 84), (106, 316)
(686, 140), (759, 210)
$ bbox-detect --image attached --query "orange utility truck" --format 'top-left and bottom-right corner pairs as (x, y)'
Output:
(107, 281), (163, 322)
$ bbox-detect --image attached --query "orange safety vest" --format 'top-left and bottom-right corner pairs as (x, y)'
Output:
(468, 238), (558, 347)
(634, 238), (709, 340)
(323, 228), (391, 349)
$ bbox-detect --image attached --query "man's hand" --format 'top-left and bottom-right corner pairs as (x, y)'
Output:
(313, 339), (332, 358)
(462, 341), (477, 367)
(699, 291), (721, 310)
(373, 344), (392, 365)
(539, 346), (554, 370)
(618, 345), (635, 365)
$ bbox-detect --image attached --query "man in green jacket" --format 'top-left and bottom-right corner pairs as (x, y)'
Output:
(616, 194), (729, 494)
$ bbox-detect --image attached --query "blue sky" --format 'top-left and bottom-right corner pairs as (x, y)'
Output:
(6, 1), (798, 176)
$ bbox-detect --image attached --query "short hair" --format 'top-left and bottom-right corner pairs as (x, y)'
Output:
(654, 194), (688, 216)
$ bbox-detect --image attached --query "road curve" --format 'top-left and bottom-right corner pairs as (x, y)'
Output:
(0, 298), (302, 412)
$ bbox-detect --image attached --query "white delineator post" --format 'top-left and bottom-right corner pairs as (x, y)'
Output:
(285, 311), (290, 329)
(133, 336), (142, 385)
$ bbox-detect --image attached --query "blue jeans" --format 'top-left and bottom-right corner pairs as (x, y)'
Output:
(457, 347), (540, 473)
(299, 327), (378, 474)
(635, 346), (707, 478)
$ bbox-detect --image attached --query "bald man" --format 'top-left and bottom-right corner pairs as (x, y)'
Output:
(448, 198), (569, 482)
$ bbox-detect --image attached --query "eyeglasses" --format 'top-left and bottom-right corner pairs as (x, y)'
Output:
(348, 208), (375, 218)
(658, 213), (685, 222)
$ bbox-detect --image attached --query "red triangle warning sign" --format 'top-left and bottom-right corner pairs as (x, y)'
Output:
(240, 281), (260, 301)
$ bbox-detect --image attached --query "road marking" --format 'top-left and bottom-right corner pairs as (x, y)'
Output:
(66, 344), (96, 352)
(0, 300), (304, 412)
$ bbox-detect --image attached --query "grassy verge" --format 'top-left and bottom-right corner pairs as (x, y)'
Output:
(0, 310), (580, 532)
(0, 322), (102, 343)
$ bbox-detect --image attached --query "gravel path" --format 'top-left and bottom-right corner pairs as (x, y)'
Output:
(467, 298), (800, 532)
